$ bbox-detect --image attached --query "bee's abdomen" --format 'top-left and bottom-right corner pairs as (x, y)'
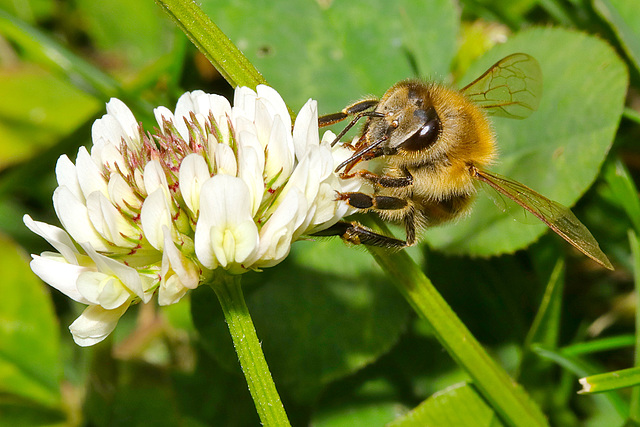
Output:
(414, 193), (474, 226)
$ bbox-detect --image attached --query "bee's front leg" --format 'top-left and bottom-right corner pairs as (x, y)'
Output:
(318, 98), (382, 147)
(340, 169), (413, 188)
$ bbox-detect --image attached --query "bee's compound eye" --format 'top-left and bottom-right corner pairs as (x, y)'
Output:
(398, 107), (441, 152)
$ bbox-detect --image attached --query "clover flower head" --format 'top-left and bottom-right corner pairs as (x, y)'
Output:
(25, 85), (359, 346)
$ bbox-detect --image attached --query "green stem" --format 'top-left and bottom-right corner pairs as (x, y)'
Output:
(629, 230), (640, 421)
(368, 242), (548, 426)
(210, 274), (290, 427)
(155, 0), (267, 89)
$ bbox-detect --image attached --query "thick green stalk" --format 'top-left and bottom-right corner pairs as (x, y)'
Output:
(368, 244), (548, 427)
(155, 0), (266, 89)
(210, 274), (290, 427)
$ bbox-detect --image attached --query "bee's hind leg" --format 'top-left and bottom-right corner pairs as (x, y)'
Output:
(316, 191), (418, 247)
(311, 221), (408, 248)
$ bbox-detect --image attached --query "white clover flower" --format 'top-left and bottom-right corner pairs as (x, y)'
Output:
(25, 85), (359, 346)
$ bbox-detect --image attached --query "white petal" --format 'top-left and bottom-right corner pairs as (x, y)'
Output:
(162, 227), (199, 289)
(207, 95), (233, 146)
(233, 86), (257, 121)
(292, 99), (319, 160)
(254, 99), (272, 148)
(142, 160), (170, 199)
(194, 231), (218, 270)
(284, 153), (316, 203)
(307, 182), (338, 229)
(105, 98), (139, 145)
(214, 143), (238, 176)
(213, 116), (232, 147)
(233, 115), (257, 141)
(86, 192), (139, 248)
(249, 188), (306, 267)
(55, 155), (83, 202)
(158, 275), (189, 306)
(193, 92), (232, 119)
(76, 146), (108, 200)
(179, 153), (211, 215)
(91, 113), (127, 156)
(256, 84), (291, 129)
(208, 94), (232, 120)
(96, 142), (127, 175)
(140, 188), (172, 251)
(30, 254), (92, 304)
(159, 227), (199, 305)
(237, 134), (265, 216)
(133, 168), (145, 194)
(24, 215), (80, 264)
(76, 271), (130, 309)
(264, 118), (294, 187)
(286, 146), (334, 208)
(215, 220), (259, 267)
(237, 124), (265, 165)
(108, 173), (141, 214)
(154, 106), (175, 132)
(53, 186), (111, 252)
(195, 175), (258, 270)
(174, 91), (204, 141)
(279, 147), (333, 238)
(82, 244), (150, 302)
(69, 302), (130, 347)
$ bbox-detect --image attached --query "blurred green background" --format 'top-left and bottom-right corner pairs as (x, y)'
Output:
(1, 0), (639, 425)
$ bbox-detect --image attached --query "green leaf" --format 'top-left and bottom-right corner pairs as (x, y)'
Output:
(579, 367), (640, 394)
(425, 27), (628, 259)
(205, 0), (459, 113)
(594, 0), (640, 74)
(0, 9), (120, 98)
(603, 159), (640, 235)
(388, 382), (504, 427)
(560, 335), (635, 356)
(76, 0), (174, 70)
(0, 0), (53, 23)
(191, 239), (410, 402)
(523, 259), (564, 351)
(0, 236), (62, 409)
(532, 344), (628, 421)
(518, 259), (565, 389)
(313, 401), (404, 427)
(0, 66), (100, 169)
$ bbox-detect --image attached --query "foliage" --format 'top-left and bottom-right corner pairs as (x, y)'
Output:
(1, 0), (639, 425)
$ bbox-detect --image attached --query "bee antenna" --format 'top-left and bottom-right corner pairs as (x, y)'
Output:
(335, 135), (387, 172)
(330, 112), (385, 147)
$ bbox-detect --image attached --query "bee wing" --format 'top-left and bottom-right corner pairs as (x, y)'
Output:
(471, 167), (613, 270)
(462, 53), (543, 119)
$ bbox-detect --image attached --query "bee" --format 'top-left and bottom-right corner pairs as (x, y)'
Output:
(316, 53), (613, 270)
